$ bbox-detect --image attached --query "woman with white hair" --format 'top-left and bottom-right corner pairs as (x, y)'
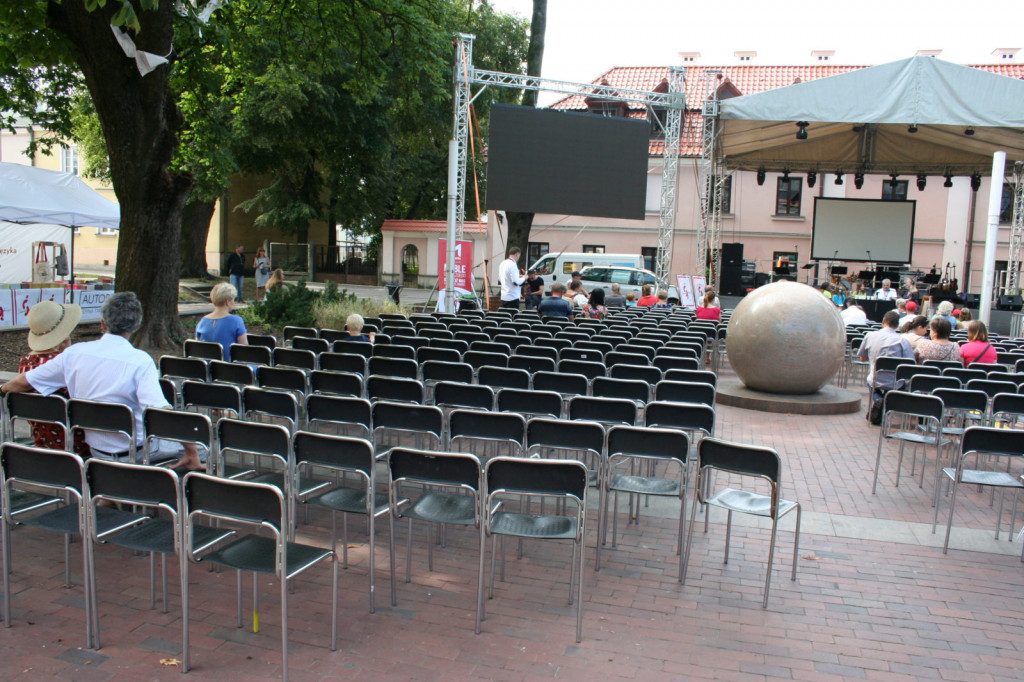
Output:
(934, 300), (957, 327)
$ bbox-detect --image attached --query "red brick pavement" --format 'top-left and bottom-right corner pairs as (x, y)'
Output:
(2, 373), (1023, 681)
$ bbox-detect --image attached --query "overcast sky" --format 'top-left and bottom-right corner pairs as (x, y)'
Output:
(489, 0), (1024, 104)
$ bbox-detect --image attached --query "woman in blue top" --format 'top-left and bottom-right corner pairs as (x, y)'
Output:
(195, 282), (248, 361)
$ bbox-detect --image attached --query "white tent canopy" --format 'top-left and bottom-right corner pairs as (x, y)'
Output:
(717, 57), (1024, 174)
(0, 162), (120, 229)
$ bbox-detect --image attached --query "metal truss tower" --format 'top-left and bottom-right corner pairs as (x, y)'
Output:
(449, 34), (685, 292)
(1005, 162), (1024, 294)
(696, 70), (725, 292)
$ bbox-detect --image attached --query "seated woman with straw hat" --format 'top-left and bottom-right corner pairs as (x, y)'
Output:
(17, 299), (88, 455)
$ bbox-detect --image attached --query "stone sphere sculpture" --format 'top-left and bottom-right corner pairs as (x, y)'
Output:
(726, 281), (846, 394)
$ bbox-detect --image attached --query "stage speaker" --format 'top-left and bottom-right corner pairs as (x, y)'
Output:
(721, 242), (743, 267)
(753, 272), (771, 287)
(720, 267), (744, 296)
(998, 295), (1023, 311)
(962, 293), (980, 308)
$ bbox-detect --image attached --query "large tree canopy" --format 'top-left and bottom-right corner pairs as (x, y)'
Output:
(0, 0), (528, 346)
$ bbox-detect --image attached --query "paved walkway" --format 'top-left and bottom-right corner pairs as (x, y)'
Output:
(2, 361), (1024, 680)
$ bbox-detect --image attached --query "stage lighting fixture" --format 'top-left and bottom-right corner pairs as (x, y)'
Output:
(795, 121), (809, 140)
(757, 168), (766, 186)
(834, 171), (843, 185)
(854, 171), (864, 189)
(907, 124), (918, 133)
(965, 127), (975, 136)
(888, 173), (899, 189)
(852, 125), (864, 133)
(807, 170), (817, 187)
(916, 174), (927, 191)
(970, 173), (981, 191)
(782, 169), (790, 181)
(943, 174), (954, 188)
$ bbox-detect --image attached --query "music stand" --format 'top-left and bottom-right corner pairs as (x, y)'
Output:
(831, 266), (848, 275)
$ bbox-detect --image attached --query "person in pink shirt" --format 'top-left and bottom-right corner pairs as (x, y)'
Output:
(695, 290), (721, 321)
(959, 320), (997, 366)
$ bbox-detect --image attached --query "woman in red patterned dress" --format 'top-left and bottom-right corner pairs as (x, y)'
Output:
(16, 300), (88, 455)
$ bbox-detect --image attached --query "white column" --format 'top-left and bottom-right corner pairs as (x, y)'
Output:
(980, 152), (1007, 325)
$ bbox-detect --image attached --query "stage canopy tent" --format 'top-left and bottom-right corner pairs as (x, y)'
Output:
(716, 56), (1024, 175)
(0, 162), (120, 229)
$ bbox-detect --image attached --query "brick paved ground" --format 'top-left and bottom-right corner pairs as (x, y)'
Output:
(1, 367), (1023, 681)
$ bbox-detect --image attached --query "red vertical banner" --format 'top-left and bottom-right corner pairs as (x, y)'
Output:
(437, 239), (475, 312)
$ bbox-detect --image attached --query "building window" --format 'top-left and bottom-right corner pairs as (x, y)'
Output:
(96, 227), (117, 236)
(708, 175), (733, 214)
(881, 180), (908, 201)
(582, 245), (605, 254)
(527, 241), (549, 266)
(641, 247), (658, 271)
(61, 145), (79, 175)
(1001, 184), (1015, 224)
(775, 177), (802, 216)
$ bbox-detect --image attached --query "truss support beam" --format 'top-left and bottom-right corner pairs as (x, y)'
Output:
(697, 71), (724, 292)
(655, 67), (685, 284)
(1006, 162), (1024, 294)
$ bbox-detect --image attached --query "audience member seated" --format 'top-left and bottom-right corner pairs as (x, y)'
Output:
(933, 300), (957, 326)
(857, 309), (914, 397)
(959, 320), (996, 366)
(625, 292), (637, 306)
(568, 280), (588, 308)
(652, 289), (673, 309)
(1, 292), (203, 471)
(916, 316), (961, 363)
(584, 287), (606, 318)
(537, 282), (575, 321)
(605, 283), (627, 308)
(898, 315), (929, 357)
(840, 300), (868, 326)
(956, 308), (972, 330)
(195, 282), (248, 361)
(17, 300), (89, 456)
(265, 267), (286, 293)
(340, 313), (376, 343)
(874, 278), (898, 300)
(695, 290), (720, 320)
(637, 284), (658, 307)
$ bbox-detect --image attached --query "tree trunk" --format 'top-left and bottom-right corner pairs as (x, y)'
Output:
(180, 198), (216, 278)
(48, 0), (192, 351)
(503, 0), (546, 260)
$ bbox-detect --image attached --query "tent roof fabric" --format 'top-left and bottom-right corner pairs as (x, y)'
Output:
(716, 57), (1024, 174)
(0, 162), (120, 229)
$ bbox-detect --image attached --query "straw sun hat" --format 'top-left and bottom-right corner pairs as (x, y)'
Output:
(26, 300), (82, 352)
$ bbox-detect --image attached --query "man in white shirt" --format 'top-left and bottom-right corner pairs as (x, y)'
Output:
(875, 278), (898, 300)
(498, 247), (526, 310)
(840, 301), (868, 326)
(0, 292), (201, 471)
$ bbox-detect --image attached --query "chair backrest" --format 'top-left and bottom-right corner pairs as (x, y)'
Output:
(908, 374), (961, 393)
(159, 355), (209, 382)
(617, 343), (656, 360)
(387, 448), (482, 491)
(257, 365), (308, 394)
(430, 338), (470, 354)
(894, 364), (941, 382)
(943, 367), (986, 384)
(604, 351), (650, 368)
(419, 328), (454, 342)
(318, 352), (367, 375)
(183, 472), (283, 533)
(283, 326), (318, 343)
(305, 394), (372, 438)
(990, 391), (1024, 418)
(653, 356), (701, 372)
(608, 363), (663, 384)
(6, 392), (68, 436)
(144, 407), (212, 452)
(183, 339), (223, 361)
(1, 442), (83, 493)
(567, 395), (637, 426)
(309, 369), (363, 397)
(433, 381), (495, 411)
(228, 344), (272, 366)
(209, 360), (255, 386)
(417, 347), (462, 364)
(317, 328), (349, 344)
(533, 370), (588, 397)
(68, 398), (136, 453)
(86, 458), (180, 513)
(655, 380), (716, 406)
(928, 388), (986, 416)
(662, 368), (717, 388)
(508, 354), (556, 374)
(293, 431), (375, 478)
(697, 437), (783, 486)
(366, 375), (425, 404)
(496, 388), (562, 419)
(371, 401), (443, 438)
(463, 350), (508, 370)
(289, 336), (328, 355)
(655, 346), (699, 360)
(485, 457), (588, 503)
(607, 425), (689, 465)
(218, 418), (291, 463)
(923, 359), (962, 370)
(882, 390), (944, 421)
(241, 387), (299, 430)
(592, 376), (649, 403)
(449, 409), (526, 445)
(644, 400), (715, 436)
(966, 362), (1004, 374)
(960, 425), (1024, 458)
(965, 379), (1018, 400)
(559, 347), (605, 363)
(272, 347), (317, 372)
(526, 418), (604, 458)
(333, 339), (374, 357)
(557, 359), (606, 381)
(182, 380), (242, 416)
(478, 365), (531, 391)
(368, 356), (420, 380)
(373, 344), (417, 360)
(247, 334), (277, 350)
(421, 360), (474, 386)
(986, 371), (1024, 387)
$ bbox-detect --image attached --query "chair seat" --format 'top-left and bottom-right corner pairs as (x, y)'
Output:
(203, 534), (333, 578)
(105, 518), (234, 555)
(402, 492), (476, 526)
(888, 430), (951, 446)
(941, 467), (1024, 488)
(8, 489), (60, 516)
(609, 474), (681, 497)
(308, 487), (390, 516)
(490, 511), (578, 540)
(248, 472), (323, 494)
(23, 503), (140, 537)
(704, 488), (798, 519)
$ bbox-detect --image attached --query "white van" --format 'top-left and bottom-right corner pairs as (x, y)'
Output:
(527, 252), (644, 285)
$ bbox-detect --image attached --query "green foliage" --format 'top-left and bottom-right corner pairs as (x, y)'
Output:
(314, 295), (411, 331)
(237, 302), (267, 327)
(250, 281), (320, 328)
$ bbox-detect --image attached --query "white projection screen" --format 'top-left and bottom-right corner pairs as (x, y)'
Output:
(811, 197), (916, 263)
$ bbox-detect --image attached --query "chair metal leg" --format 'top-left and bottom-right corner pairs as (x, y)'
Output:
(64, 532), (72, 587)
(2, 520), (10, 626)
(762, 517), (779, 609)
(475, 524), (486, 634)
(280, 568), (289, 682)
(942, 475), (961, 554)
(388, 511), (398, 607)
(181, 554), (190, 673)
(405, 518), (413, 583)
(235, 569), (243, 628)
(330, 548), (339, 651)
(367, 509), (376, 614)
(871, 432), (886, 495)
(161, 552), (168, 614)
(252, 572), (260, 633)
(791, 505), (802, 582)
(681, 487), (701, 585)
(149, 552), (157, 610)
(574, 534), (584, 644)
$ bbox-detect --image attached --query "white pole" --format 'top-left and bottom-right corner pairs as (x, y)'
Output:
(443, 138), (459, 312)
(979, 151), (1007, 326)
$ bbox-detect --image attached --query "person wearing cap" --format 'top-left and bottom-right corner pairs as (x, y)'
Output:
(898, 300), (918, 328)
(0, 292), (203, 472)
(16, 300), (88, 455)
(569, 270), (587, 295)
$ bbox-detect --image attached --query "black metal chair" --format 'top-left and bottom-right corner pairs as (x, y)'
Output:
(295, 431), (390, 613)
(533, 370), (589, 401)
(508, 354), (556, 374)
(68, 398), (138, 463)
(558, 359), (607, 383)
(309, 369), (364, 398)
(496, 388), (563, 419)
(283, 325), (318, 345)
(434, 381), (495, 413)
(374, 344), (417, 361)
(417, 346), (462, 364)
(273, 347), (318, 372)
(909, 374), (962, 393)
(181, 472), (337, 677)
(478, 365), (531, 391)
(332, 339), (374, 357)
(515, 345), (558, 362)
(228, 343), (273, 366)
(291, 336), (330, 355)
(386, 448), (482, 608)
(242, 386), (301, 433)
(182, 380), (243, 420)
(368, 356), (420, 381)
(478, 457), (588, 642)
(464, 350), (508, 372)
(662, 368), (717, 388)
(935, 426), (1024, 553)
(559, 347), (605, 363)
(159, 355), (209, 384)
(871, 391), (948, 496)
(592, 376), (650, 406)
(683, 437), (801, 608)
(257, 365), (310, 399)
(609, 363), (662, 385)
(653, 355), (701, 372)
(568, 395), (637, 427)
(319, 351), (367, 376)
(371, 401), (443, 456)
(183, 339), (223, 361)
(247, 333), (277, 350)
(525, 417), (605, 488)
(599, 426), (689, 577)
(305, 394), (372, 440)
(143, 407), (212, 472)
(366, 375), (425, 404)
(655, 380), (716, 407)
(447, 409), (526, 462)
(2, 444), (139, 648)
(5, 392), (69, 448)
(209, 359), (256, 387)
(604, 351), (650, 368)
